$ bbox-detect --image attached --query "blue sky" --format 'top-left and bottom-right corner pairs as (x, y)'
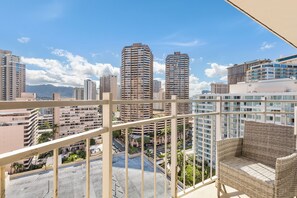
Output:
(1, 0), (296, 96)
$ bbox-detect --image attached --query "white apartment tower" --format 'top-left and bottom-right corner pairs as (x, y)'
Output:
(84, 79), (96, 100)
(193, 78), (297, 166)
(0, 49), (26, 101)
(121, 43), (153, 134)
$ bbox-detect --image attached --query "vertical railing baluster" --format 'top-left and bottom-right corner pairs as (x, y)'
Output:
(53, 148), (59, 198)
(294, 106), (297, 148)
(125, 128), (128, 198)
(0, 166), (5, 198)
(141, 125), (144, 198)
(171, 95), (177, 198)
(164, 120), (168, 198)
(193, 116), (196, 187)
(85, 138), (90, 198)
(154, 122), (157, 198)
(102, 93), (112, 198)
(183, 117), (186, 192)
(202, 116), (205, 183)
(216, 96), (222, 186)
(263, 97), (267, 123)
(210, 115), (213, 178)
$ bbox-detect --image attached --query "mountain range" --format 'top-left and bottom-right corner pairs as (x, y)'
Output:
(26, 84), (74, 99)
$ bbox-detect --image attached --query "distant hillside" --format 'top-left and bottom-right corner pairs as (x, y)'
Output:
(26, 84), (74, 99)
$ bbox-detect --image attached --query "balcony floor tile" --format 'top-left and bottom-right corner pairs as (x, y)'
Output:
(181, 182), (249, 198)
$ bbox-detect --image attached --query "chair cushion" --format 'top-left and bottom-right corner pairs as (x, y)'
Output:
(221, 156), (275, 184)
(220, 157), (275, 198)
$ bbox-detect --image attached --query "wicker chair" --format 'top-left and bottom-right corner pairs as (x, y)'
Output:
(217, 121), (297, 198)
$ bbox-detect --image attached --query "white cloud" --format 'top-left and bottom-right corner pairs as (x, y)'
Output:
(189, 74), (211, 97)
(204, 63), (229, 78)
(17, 37), (30, 44)
(21, 49), (120, 87)
(260, 42), (275, 50)
(165, 39), (205, 47)
(220, 76), (228, 82)
(154, 61), (165, 74)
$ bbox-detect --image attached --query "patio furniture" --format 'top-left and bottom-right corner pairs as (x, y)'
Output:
(217, 121), (297, 198)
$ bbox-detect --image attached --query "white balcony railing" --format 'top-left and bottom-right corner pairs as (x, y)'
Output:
(0, 93), (297, 198)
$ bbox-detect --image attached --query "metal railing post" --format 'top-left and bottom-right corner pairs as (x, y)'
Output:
(170, 95), (177, 198)
(53, 148), (59, 198)
(215, 96), (222, 177)
(102, 93), (113, 198)
(294, 106), (297, 150)
(85, 138), (90, 198)
(0, 166), (5, 198)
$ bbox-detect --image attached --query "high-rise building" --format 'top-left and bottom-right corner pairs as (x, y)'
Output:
(73, 87), (84, 100)
(52, 93), (102, 150)
(193, 78), (297, 166)
(0, 49), (26, 101)
(165, 52), (189, 115)
(0, 93), (38, 170)
(153, 88), (165, 110)
(276, 54), (297, 65)
(84, 79), (96, 100)
(211, 83), (229, 94)
(121, 43), (153, 134)
(100, 75), (118, 109)
(153, 80), (162, 93)
(227, 59), (271, 85)
(246, 63), (297, 82)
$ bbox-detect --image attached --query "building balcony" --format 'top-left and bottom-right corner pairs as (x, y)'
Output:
(0, 94), (296, 198)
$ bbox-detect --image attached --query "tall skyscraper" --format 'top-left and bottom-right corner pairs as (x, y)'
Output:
(84, 79), (96, 100)
(153, 80), (162, 93)
(121, 43), (153, 134)
(0, 49), (26, 101)
(165, 52), (190, 115)
(100, 75), (118, 111)
(73, 87), (84, 100)
(227, 59), (271, 85)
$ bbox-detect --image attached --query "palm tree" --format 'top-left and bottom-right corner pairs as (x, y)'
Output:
(52, 124), (59, 140)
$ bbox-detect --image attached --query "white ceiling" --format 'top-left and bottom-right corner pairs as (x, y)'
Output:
(227, 0), (297, 48)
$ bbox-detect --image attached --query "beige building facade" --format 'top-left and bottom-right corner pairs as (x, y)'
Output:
(121, 43), (153, 134)
(53, 93), (102, 151)
(227, 59), (271, 85)
(165, 52), (190, 115)
(100, 75), (118, 111)
(211, 83), (229, 94)
(0, 93), (38, 169)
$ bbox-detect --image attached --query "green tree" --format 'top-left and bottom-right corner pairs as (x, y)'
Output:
(38, 132), (53, 144)
(113, 130), (121, 139)
(90, 138), (96, 145)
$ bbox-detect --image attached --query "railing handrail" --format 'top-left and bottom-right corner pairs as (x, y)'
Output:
(0, 127), (108, 167)
(1, 98), (297, 110)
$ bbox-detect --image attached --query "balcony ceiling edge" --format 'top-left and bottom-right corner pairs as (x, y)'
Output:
(226, 0), (297, 49)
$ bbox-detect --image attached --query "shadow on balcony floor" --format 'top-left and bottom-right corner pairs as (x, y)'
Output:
(181, 182), (249, 198)
(6, 154), (171, 198)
